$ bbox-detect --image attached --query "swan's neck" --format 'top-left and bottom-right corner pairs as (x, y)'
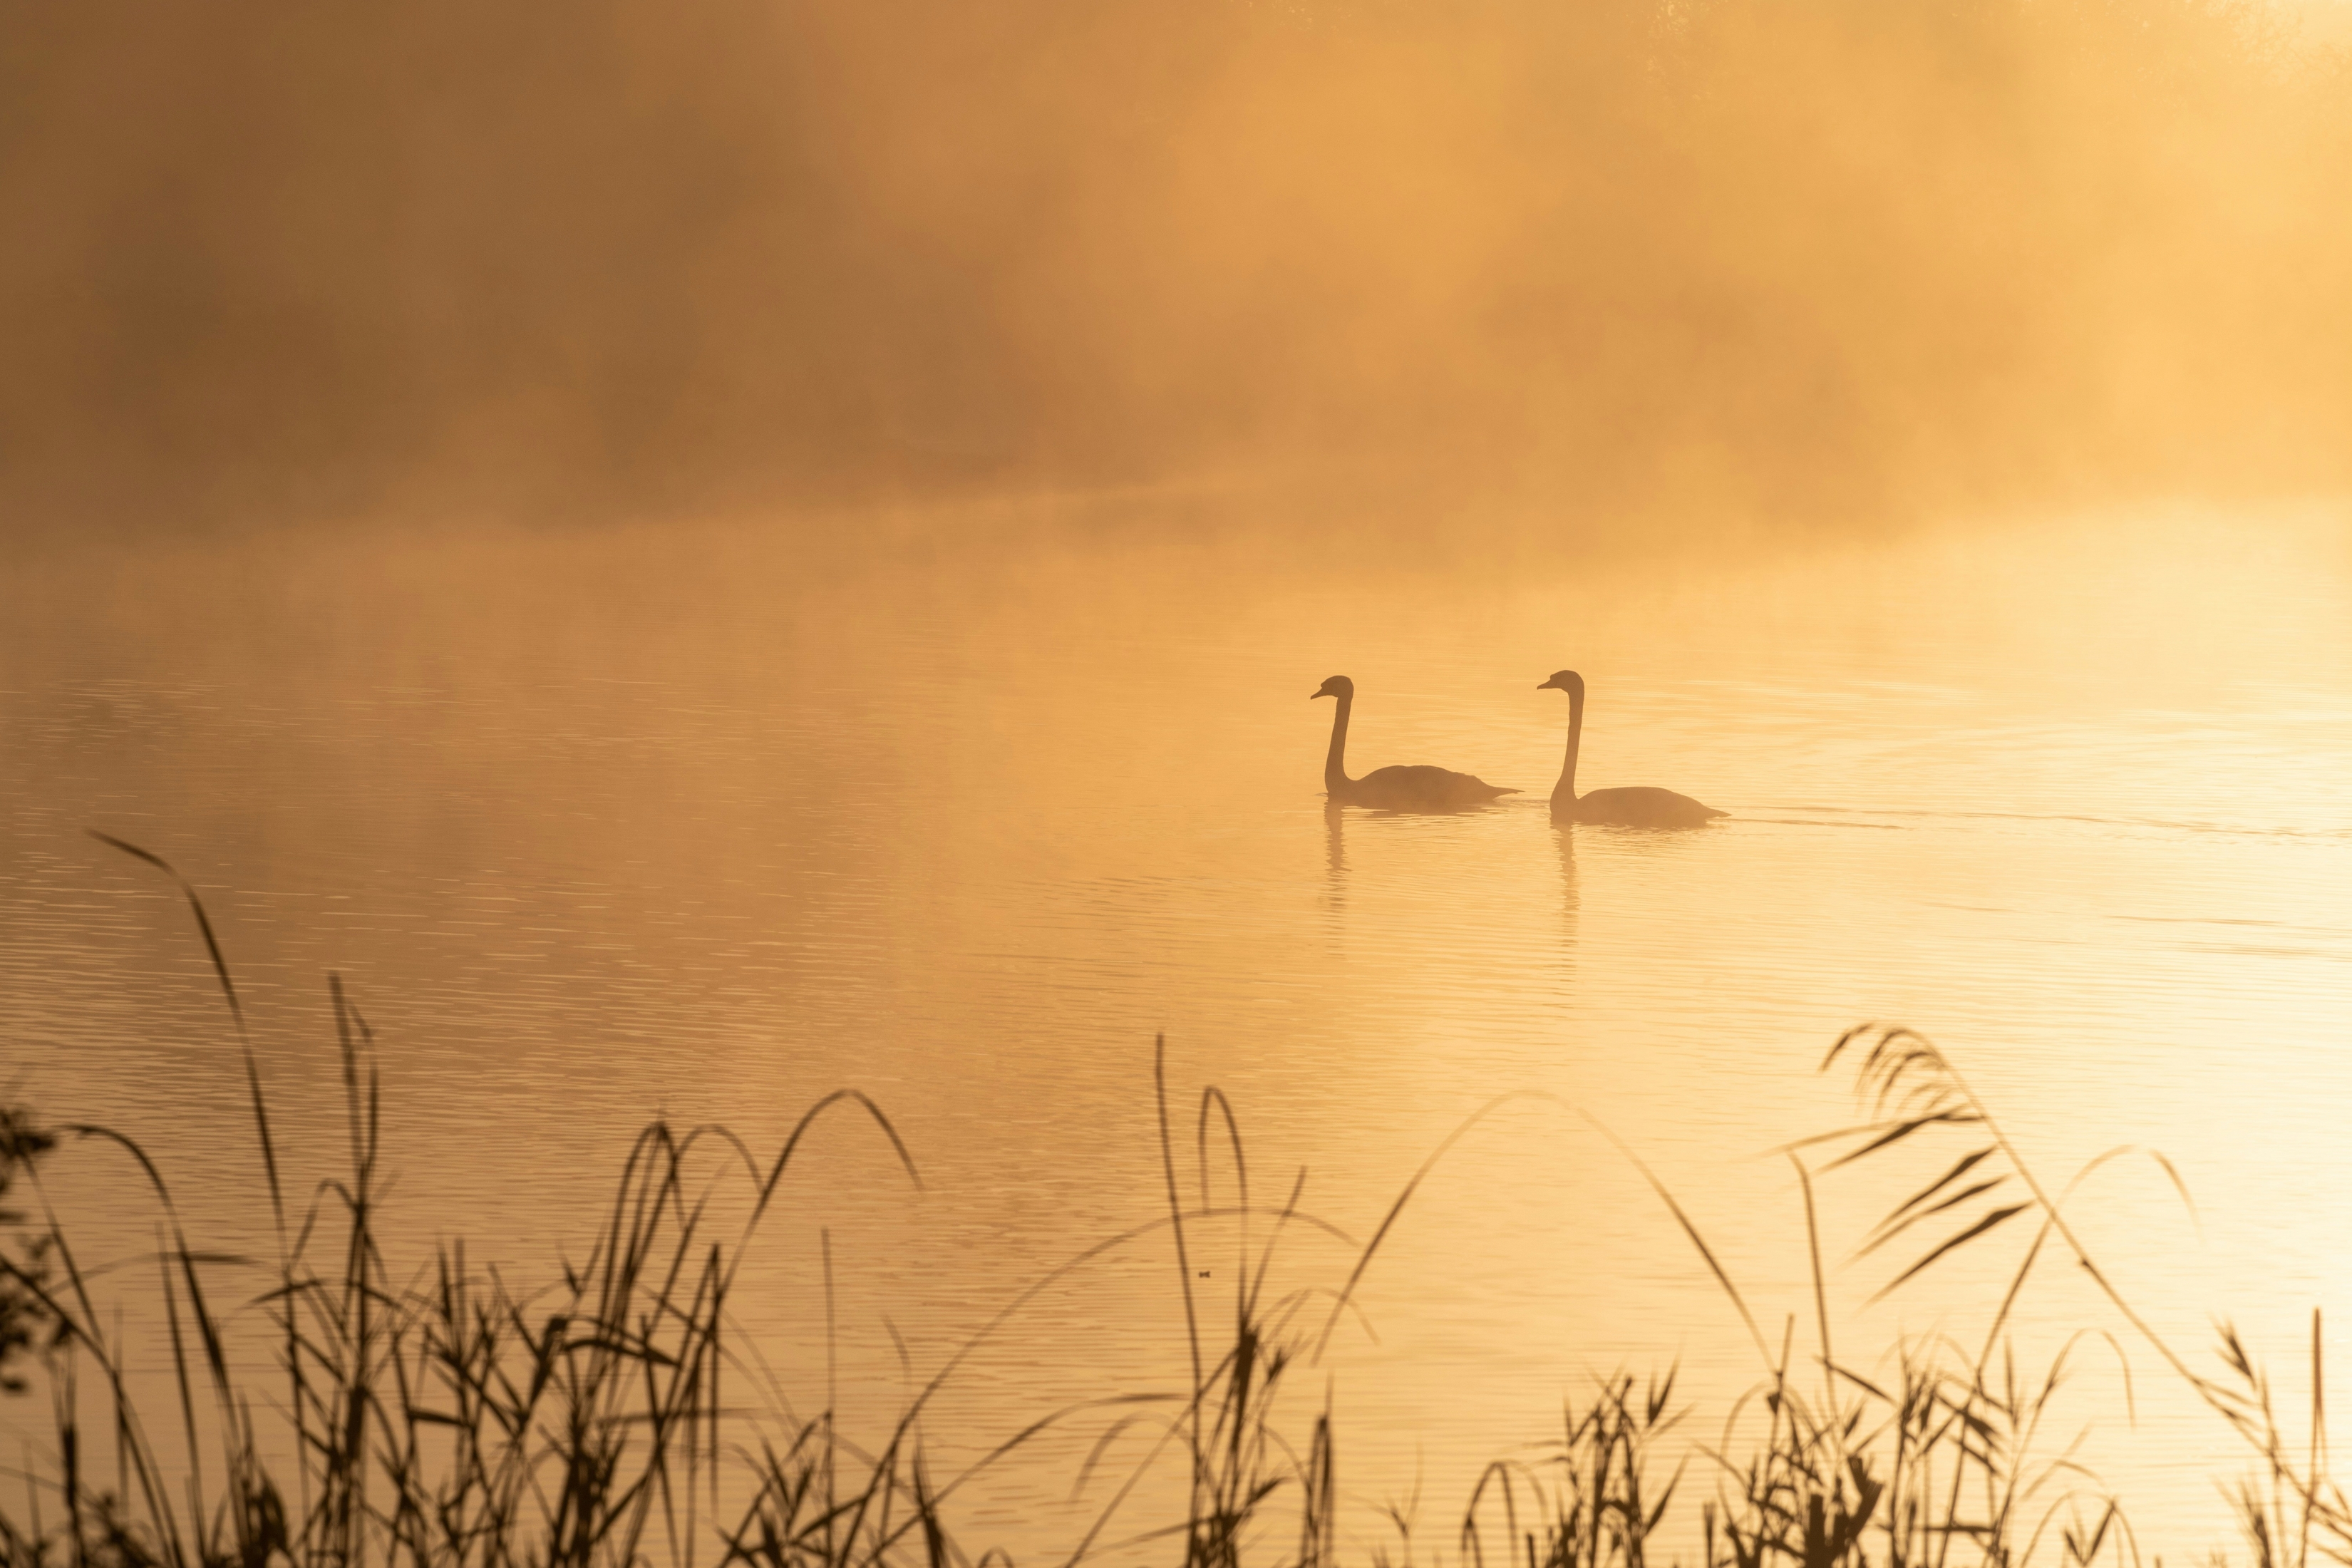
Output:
(1324, 692), (1355, 797)
(1552, 686), (1583, 813)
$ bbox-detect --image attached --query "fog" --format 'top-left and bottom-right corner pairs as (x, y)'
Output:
(8, 0), (2352, 540)
(11, 11), (2352, 1552)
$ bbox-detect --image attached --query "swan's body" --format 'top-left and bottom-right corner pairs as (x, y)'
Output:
(1540, 670), (1723, 828)
(1313, 676), (1515, 810)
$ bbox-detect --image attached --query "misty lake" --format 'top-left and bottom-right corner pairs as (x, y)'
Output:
(4, 497), (2350, 1558)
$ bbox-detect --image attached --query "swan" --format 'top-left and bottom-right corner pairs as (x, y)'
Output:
(1312, 676), (1515, 810)
(1539, 670), (1724, 827)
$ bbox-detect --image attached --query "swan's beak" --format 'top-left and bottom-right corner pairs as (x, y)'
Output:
(1536, 678), (1559, 690)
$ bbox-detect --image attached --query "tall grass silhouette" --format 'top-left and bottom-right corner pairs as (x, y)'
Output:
(0, 839), (2341, 1567)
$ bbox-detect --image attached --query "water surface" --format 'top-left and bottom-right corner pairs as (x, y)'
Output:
(4, 500), (2350, 1556)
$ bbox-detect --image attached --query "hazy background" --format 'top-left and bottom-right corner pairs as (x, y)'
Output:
(11, 9), (2352, 1551)
(9, 0), (2352, 544)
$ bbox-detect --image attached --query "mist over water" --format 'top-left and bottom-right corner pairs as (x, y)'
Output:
(10, 0), (2352, 1559)
(6, 500), (2352, 1558)
(11, 0), (2352, 536)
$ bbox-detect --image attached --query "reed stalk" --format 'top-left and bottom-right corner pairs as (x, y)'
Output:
(0, 848), (2336, 1568)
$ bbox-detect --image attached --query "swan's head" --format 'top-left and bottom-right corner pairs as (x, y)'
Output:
(1537, 670), (1585, 696)
(1311, 675), (1354, 701)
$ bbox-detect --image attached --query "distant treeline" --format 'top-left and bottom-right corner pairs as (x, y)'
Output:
(4, 0), (2346, 534)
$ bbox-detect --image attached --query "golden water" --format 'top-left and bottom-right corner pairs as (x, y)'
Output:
(4, 499), (2350, 1558)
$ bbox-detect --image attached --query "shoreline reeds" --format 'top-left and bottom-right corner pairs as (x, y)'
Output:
(0, 838), (2338, 1568)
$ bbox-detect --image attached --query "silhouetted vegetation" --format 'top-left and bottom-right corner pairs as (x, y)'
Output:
(0, 841), (2340, 1567)
(0, 1106), (57, 1396)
